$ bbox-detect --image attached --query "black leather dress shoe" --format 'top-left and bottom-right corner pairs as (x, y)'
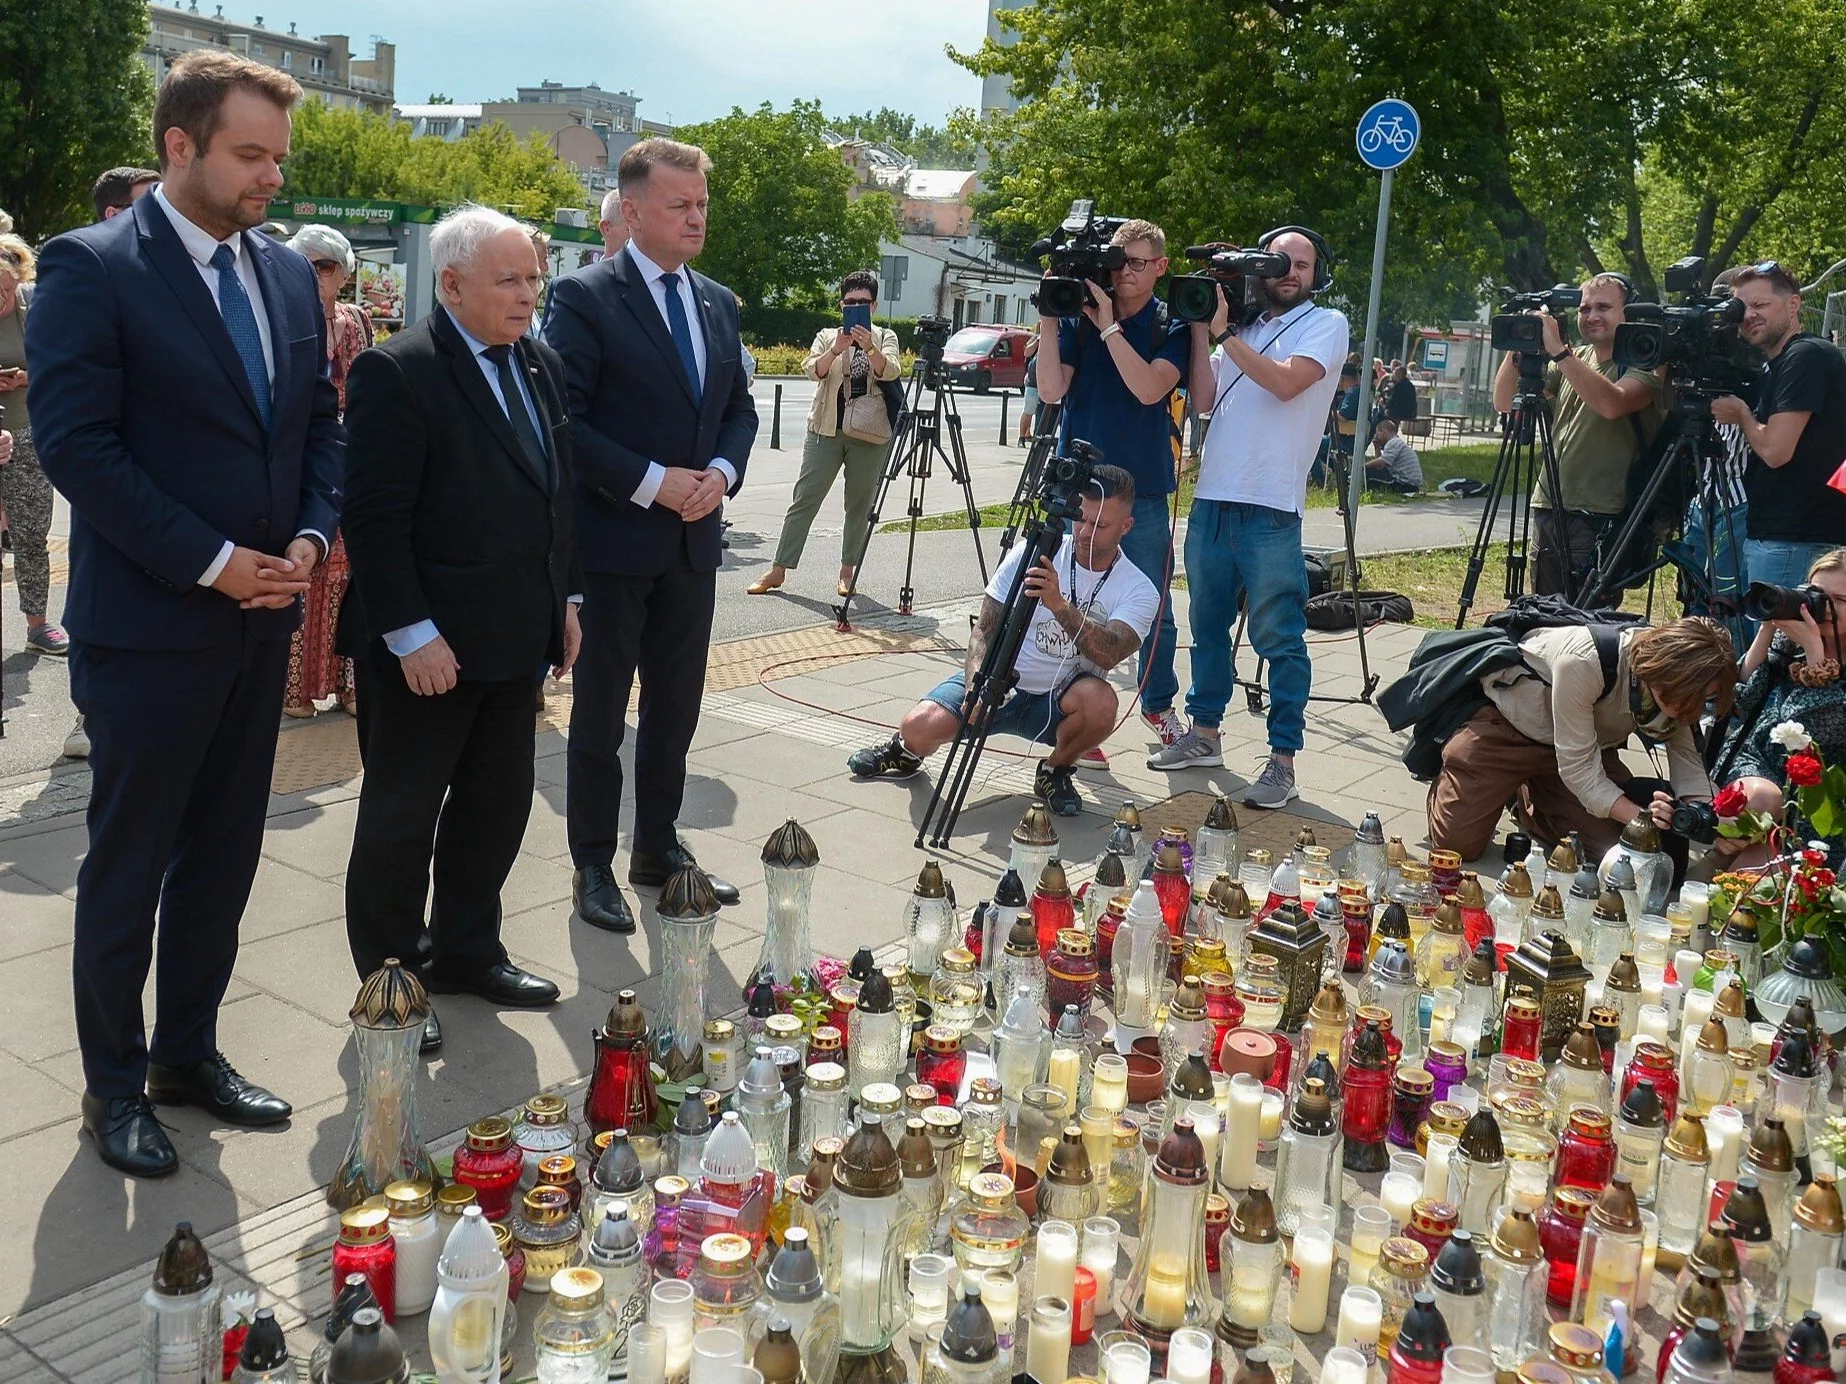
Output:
(428, 962), (560, 1008)
(146, 1053), (293, 1127)
(420, 1007), (442, 1055)
(573, 864), (636, 934)
(629, 844), (741, 906)
(81, 1092), (179, 1178)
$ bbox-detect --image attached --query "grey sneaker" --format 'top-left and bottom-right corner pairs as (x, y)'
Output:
(1241, 755), (1299, 809)
(1146, 728), (1223, 770)
(63, 716), (89, 759)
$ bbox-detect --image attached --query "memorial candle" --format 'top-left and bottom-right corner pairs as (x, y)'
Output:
(1288, 1225), (1334, 1333)
(1222, 1074), (1263, 1191)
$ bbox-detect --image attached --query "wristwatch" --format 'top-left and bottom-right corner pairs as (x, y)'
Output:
(1549, 347), (1572, 363)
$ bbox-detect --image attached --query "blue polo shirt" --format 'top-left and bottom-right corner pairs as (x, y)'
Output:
(1056, 299), (1190, 497)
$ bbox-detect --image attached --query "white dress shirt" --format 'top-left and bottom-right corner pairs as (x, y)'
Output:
(155, 185), (329, 585)
(622, 242), (737, 509)
(384, 309), (579, 659)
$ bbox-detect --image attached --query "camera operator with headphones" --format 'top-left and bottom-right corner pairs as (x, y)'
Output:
(1033, 219), (1192, 758)
(1154, 228), (1350, 809)
(1491, 272), (1666, 599)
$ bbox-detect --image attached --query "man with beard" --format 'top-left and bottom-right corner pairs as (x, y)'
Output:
(1711, 261), (1846, 595)
(26, 50), (342, 1174)
(1490, 273), (1664, 598)
(1153, 229), (1349, 810)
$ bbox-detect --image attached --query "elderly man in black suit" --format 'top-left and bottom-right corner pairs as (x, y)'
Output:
(28, 51), (342, 1176)
(339, 205), (582, 1050)
(545, 138), (759, 932)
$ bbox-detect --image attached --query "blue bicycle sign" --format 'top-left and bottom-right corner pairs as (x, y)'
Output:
(1355, 99), (1420, 171)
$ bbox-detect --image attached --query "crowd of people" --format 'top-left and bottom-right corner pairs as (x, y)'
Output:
(3, 46), (1842, 1190)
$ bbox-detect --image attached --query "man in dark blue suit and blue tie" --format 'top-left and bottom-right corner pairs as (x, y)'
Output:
(545, 139), (759, 931)
(25, 52), (343, 1176)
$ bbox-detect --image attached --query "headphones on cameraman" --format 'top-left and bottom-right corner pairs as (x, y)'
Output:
(1258, 225), (1334, 294)
(1599, 271), (1637, 303)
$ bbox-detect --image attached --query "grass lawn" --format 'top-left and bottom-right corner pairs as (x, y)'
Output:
(1361, 544), (1659, 629)
(885, 440), (1507, 533)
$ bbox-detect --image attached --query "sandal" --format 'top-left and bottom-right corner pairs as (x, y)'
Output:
(746, 572), (785, 596)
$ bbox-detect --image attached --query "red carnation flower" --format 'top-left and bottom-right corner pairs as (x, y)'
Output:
(1713, 783), (1749, 818)
(1787, 752), (1824, 788)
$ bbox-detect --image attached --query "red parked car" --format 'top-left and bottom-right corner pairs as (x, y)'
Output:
(942, 324), (1033, 393)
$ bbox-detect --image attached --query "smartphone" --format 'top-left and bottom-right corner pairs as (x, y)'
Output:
(842, 303), (872, 335)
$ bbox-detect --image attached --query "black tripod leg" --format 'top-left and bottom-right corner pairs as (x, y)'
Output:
(836, 409), (919, 627)
(942, 406), (989, 584)
(1455, 413), (1522, 627)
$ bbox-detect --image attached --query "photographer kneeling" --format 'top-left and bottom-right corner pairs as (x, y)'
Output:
(1670, 549), (1846, 862)
(845, 466), (1158, 815)
(1034, 219), (1191, 750)
(1491, 275), (1664, 598)
(1427, 617), (1734, 862)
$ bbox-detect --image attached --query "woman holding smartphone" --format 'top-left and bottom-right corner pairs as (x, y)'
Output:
(0, 234), (68, 656)
(749, 269), (903, 596)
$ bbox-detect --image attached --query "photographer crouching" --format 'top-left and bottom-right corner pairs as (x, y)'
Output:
(1491, 274), (1665, 598)
(1153, 228), (1350, 809)
(844, 465), (1159, 815)
(1033, 217), (1191, 752)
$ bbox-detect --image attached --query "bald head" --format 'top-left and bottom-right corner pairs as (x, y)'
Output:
(1262, 230), (1320, 311)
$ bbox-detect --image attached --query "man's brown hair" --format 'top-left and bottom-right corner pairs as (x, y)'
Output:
(1111, 218), (1167, 260)
(617, 138), (713, 195)
(1730, 262), (1801, 298)
(153, 51), (302, 169)
(1628, 617), (1736, 719)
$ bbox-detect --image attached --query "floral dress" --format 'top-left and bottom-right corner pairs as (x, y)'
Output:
(285, 301), (371, 710)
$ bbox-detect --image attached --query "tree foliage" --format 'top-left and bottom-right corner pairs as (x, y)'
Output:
(955, 0), (1846, 324)
(673, 100), (897, 307)
(830, 105), (982, 169)
(283, 101), (585, 221)
(0, 0), (155, 239)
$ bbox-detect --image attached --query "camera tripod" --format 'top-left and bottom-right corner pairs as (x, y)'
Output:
(835, 362), (987, 629)
(1455, 352), (1572, 626)
(917, 446), (1101, 847)
(1578, 394), (1742, 625)
(1223, 451), (1379, 712)
(998, 399), (1065, 556)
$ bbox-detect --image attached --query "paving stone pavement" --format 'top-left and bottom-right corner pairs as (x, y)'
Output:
(0, 581), (1605, 1378)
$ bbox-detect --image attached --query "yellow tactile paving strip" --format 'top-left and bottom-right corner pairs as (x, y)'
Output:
(1135, 789), (1346, 861)
(268, 618), (954, 795)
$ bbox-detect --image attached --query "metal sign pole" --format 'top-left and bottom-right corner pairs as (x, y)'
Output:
(1346, 166), (1395, 519)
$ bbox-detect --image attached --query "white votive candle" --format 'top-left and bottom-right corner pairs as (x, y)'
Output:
(1025, 1295), (1072, 1384)
(1048, 1046), (1081, 1118)
(1288, 1226), (1334, 1333)
(1335, 1285), (1383, 1366)
(1081, 1216), (1120, 1310)
(1035, 1219), (1079, 1305)
(1222, 1073), (1262, 1190)
(1423, 1132), (1458, 1202)
(1258, 1088), (1285, 1143)
(1166, 1326), (1214, 1384)
(1381, 1170), (1420, 1230)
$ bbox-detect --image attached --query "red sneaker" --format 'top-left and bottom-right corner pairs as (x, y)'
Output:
(1143, 708), (1186, 746)
(1078, 747), (1110, 771)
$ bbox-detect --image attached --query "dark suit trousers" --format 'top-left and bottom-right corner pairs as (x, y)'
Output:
(568, 559), (715, 865)
(345, 654), (535, 980)
(68, 634), (289, 1098)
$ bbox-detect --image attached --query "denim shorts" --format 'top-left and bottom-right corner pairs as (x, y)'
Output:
(923, 671), (1066, 745)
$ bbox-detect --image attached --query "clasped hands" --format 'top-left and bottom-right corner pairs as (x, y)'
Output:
(210, 537), (320, 609)
(655, 465), (728, 523)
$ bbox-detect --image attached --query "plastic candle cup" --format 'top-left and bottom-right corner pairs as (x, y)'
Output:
(1814, 1268), (1846, 1373)
(1101, 1335), (1152, 1384)
(1638, 1208), (1659, 1283)
(1258, 1088), (1285, 1145)
(1091, 1054), (1129, 1115)
(689, 1326), (745, 1382)
(1443, 1345), (1496, 1384)
(1335, 1285), (1383, 1365)
(1222, 1074), (1263, 1190)
(1679, 882), (1712, 932)
(1323, 1345), (1371, 1384)
(1025, 1295), (1072, 1384)
(1165, 1325), (1214, 1384)
(1081, 1216), (1120, 1309)
(1288, 1226), (1335, 1333)
(649, 1278), (695, 1376)
(1423, 1133), (1458, 1202)
(981, 1268), (1019, 1353)
(625, 1322), (668, 1384)
(1350, 1204), (1392, 1284)
(1381, 1171), (1421, 1230)
(1035, 1220), (1079, 1305)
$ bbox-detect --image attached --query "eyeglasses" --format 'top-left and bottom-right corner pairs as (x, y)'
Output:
(1120, 256), (1160, 274)
(842, 296), (874, 307)
(310, 259), (343, 276)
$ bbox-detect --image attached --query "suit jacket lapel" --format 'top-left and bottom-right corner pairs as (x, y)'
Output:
(433, 311), (548, 494)
(242, 232), (292, 427)
(690, 274), (722, 422)
(135, 197), (265, 429)
(618, 249), (697, 409)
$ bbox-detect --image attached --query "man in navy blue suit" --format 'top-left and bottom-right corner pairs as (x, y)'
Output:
(26, 51), (342, 1176)
(545, 139), (758, 932)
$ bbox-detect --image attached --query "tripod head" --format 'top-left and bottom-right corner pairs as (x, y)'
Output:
(1509, 348), (1552, 404)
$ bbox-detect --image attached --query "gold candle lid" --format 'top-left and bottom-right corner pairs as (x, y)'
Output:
(537, 1155), (577, 1187)
(1455, 873), (1487, 909)
(491, 1221), (513, 1255)
(1665, 1111), (1708, 1162)
(1491, 1207), (1544, 1265)
(699, 1232), (754, 1268)
(1501, 862), (1534, 898)
(1548, 1322), (1605, 1368)
(1695, 1017), (1730, 1053)
(1795, 1176), (1845, 1235)
(1714, 980), (1747, 1020)
(465, 1116), (513, 1151)
(384, 1180), (434, 1218)
(521, 1186), (571, 1226)
(968, 1172), (1017, 1208)
(548, 1266), (605, 1310)
(1379, 1236), (1430, 1277)
(338, 1206), (392, 1245)
(523, 1093), (568, 1126)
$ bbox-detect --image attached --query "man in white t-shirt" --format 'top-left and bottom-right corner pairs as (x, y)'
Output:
(846, 465), (1159, 816)
(1151, 228), (1350, 809)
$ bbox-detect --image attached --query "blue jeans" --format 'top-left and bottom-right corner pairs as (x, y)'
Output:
(1183, 499), (1311, 753)
(1680, 497), (1748, 646)
(1118, 492), (1181, 716)
(1743, 536), (1833, 592)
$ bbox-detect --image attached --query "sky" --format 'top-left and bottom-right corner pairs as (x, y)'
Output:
(253, 0), (994, 125)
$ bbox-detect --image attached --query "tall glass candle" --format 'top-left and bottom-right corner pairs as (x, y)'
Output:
(1335, 1285), (1383, 1367)
(1081, 1217), (1120, 1310)
(1025, 1295), (1071, 1384)
(1289, 1226), (1334, 1333)
(1349, 1204), (1392, 1288)
(1035, 1220), (1079, 1305)
(1222, 1074), (1263, 1190)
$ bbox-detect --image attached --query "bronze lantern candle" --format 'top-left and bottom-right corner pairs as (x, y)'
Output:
(1503, 927), (1591, 1061)
(1244, 896), (1328, 1033)
(330, 959), (438, 1210)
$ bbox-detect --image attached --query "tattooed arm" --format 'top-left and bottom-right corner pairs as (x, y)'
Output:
(965, 595), (1002, 683)
(1051, 602), (1142, 669)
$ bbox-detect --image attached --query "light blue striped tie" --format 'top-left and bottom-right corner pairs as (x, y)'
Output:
(210, 244), (272, 429)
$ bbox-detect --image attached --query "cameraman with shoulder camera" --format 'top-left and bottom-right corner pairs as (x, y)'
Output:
(1034, 218), (1191, 751)
(1156, 230), (1350, 809)
(1709, 262), (1846, 596)
(1492, 274), (1666, 598)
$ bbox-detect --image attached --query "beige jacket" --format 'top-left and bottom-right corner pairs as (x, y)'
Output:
(803, 325), (903, 436)
(1481, 624), (1711, 818)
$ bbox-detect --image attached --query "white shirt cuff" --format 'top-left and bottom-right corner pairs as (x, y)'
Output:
(569, 594), (583, 605)
(384, 620), (440, 657)
(710, 458), (738, 491)
(631, 461), (666, 509)
(198, 540), (234, 587)
(296, 528), (330, 558)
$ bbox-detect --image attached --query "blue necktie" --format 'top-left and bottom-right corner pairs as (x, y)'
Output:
(210, 244), (272, 429)
(658, 271), (703, 408)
